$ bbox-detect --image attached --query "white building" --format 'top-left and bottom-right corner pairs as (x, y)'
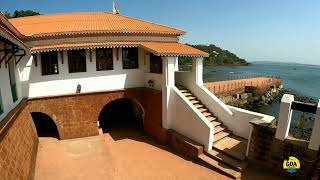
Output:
(0, 11), (279, 178)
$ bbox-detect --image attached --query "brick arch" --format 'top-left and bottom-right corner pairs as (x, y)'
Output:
(27, 88), (165, 142)
(30, 112), (60, 139)
(97, 97), (145, 131)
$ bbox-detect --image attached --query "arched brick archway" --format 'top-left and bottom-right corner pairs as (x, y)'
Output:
(31, 112), (60, 139)
(98, 98), (145, 132)
(27, 88), (165, 142)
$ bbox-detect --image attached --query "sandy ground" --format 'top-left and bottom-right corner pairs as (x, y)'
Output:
(35, 128), (229, 180)
(35, 128), (287, 180)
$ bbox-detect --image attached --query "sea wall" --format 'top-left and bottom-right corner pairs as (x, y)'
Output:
(0, 100), (38, 180)
(204, 77), (282, 108)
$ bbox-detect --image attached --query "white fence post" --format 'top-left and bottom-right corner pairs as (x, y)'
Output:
(308, 100), (320, 151)
(275, 94), (294, 140)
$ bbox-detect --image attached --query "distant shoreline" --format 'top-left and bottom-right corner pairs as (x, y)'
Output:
(181, 63), (251, 67)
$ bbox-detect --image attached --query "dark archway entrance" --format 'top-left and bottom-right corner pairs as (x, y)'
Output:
(31, 112), (60, 139)
(98, 98), (144, 132)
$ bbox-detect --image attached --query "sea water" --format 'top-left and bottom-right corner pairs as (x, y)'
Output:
(201, 62), (320, 140)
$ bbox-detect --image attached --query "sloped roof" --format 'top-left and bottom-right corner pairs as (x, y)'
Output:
(9, 12), (186, 37)
(30, 41), (209, 57)
(0, 13), (28, 50)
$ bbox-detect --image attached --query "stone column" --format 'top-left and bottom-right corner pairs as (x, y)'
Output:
(192, 57), (203, 85)
(162, 57), (178, 129)
(309, 100), (320, 150)
(275, 94), (294, 140)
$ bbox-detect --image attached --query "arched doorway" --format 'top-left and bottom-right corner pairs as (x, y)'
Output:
(98, 98), (144, 132)
(31, 112), (60, 139)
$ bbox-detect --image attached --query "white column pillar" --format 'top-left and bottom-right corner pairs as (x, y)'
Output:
(162, 57), (177, 129)
(174, 57), (179, 71)
(275, 94), (294, 140)
(192, 57), (203, 85)
(309, 100), (320, 150)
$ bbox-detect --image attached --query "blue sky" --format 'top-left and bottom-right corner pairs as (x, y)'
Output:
(1, 0), (320, 65)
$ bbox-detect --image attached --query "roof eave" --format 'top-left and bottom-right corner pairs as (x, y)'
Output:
(23, 30), (185, 39)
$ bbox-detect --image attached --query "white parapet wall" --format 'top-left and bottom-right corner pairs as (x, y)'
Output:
(275, 94), (294, 140)
(275, 94), (320, 151)
(169, 86), (214, 152)
(175, 71), (275, 139)
(309, 101), (320, 151)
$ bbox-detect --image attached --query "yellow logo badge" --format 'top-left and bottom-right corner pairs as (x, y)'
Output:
(283, 156), (300, 173)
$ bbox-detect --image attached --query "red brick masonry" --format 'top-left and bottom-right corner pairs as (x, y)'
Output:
(204, 77), (282, 96)
(0, 88), (164, 180)
(0, 100), (38, 180)
(27, 88), (165, 142)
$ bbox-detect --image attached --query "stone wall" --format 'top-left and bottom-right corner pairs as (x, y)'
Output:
(248, 122), (320, 179)
(0, 100), (38, 180)
(27, 88), (165, 142)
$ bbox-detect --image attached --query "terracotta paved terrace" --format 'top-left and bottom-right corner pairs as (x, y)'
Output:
(35, 128), (286, 180)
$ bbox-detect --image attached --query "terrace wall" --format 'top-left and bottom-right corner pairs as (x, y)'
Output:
(27, 88), (165, 142)
(0, 100), (38, 180)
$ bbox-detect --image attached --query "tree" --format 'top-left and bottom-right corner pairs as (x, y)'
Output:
(4, 10), (40, 19)
(179, 44), (249, 66)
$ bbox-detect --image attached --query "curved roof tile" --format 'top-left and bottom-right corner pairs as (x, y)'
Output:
(9, 12), (186, 37)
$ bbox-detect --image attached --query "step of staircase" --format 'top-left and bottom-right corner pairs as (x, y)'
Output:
(194, 104), (205, 108)
(198, 154), (241, 179)
(205, 149), (248, 172)
(213, 135), (247, 161)
(197, 108), (208, 113)
(202, 112), (213, 117)
(207, 116), (217, 122)
(187, 96), (197, 100)
(214, 126), (226, 134)
(211, 121), (221, 127)
(182, 92), (193, 96)
(214, 131), (230, 142)
(177, 85), (248, 176)
(190, 100), (201, 104)
(179, 89), (189, 93)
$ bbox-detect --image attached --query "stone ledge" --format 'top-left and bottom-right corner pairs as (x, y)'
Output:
(166, 129), (204, 159)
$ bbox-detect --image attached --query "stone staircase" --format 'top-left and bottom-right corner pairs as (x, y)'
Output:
(177, 85), (248, 179)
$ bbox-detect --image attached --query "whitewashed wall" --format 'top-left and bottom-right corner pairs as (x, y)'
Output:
(169, 86), (213, 151)
(0, 43), (23, 121)
(18, 47), (163, 98)
(175, 69), (274, 139)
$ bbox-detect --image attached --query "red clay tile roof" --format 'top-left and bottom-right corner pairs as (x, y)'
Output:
(0, 25), (29, 50)
(0, 12), (22, 37)
(9, 12), (186, 37)
(30, 42), (208, 57)
(0, 13), (28, 50)
(139, 42), (209, 57)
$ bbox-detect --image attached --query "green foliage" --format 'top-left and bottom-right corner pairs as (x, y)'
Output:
(179, 44), (249, 66)
(4, 10), (40, 19)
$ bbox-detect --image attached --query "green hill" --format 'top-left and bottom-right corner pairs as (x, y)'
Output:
(180, 44), (249, 66)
